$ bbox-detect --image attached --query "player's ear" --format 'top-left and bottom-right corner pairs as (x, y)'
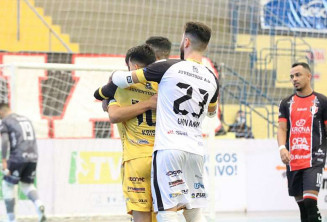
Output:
(184, 37), (191, 48)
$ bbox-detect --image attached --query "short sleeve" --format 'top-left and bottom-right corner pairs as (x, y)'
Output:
(94, 82), (118, 101)
(278, 99), (288, 122)
(209, 76), (219, 108)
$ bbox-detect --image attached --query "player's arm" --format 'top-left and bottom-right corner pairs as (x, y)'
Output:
(108, 94), (157, 123)
(94, 81), (117, 101)
(207, 77), (219, 117)
(0, 121), (10, 174)
(277, 99), (290, 164)
(112, 60), (178, 88)
(323, 97), (327, 135)
(1, 133), (9, 170)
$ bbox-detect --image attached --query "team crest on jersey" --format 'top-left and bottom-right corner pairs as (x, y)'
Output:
(193, 66), (198, 73)
(311, 104), (318, 115)
(145, 82), (152, 90)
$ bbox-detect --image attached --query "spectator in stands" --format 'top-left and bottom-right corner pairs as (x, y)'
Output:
(215, 106), (227, 136)
(228, 110), (254, 138)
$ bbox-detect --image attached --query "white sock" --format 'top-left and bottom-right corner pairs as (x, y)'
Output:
(7, 212), (16, 222)
(34, 199), (43, 208)
(183, 208), (207, 222)
(156, 211), (180, 222)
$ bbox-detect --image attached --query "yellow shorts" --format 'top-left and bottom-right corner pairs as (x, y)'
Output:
(122, 156), (153, 214)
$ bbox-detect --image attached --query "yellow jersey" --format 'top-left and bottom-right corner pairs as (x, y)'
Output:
(99, 82), (158, 162)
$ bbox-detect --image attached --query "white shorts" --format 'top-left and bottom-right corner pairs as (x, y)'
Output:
(151, 149), (207, 212)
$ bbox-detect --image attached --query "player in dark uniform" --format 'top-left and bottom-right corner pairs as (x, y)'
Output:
(145, 36), (171, 61)
(0, 103), (46, 222)
(278, 63), (327, 222)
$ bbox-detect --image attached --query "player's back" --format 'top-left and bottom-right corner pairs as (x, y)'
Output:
(1, 113), (38, 162)
(154, 59), (218, 156)
(113, 82), (158, 161)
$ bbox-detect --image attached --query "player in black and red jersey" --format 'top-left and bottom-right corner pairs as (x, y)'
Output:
(278, 62), (327, 222)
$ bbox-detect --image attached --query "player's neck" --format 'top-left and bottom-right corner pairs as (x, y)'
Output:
(185, 52), (202, 64)
(296, 87), (313, 97)
(3, 110), (12, 118)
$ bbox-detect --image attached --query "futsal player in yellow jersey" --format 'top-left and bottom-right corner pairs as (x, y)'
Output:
(94, 39), (171, 222)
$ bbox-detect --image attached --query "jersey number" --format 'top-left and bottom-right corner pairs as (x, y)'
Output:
(19, 121), (34, 141)
(173, 82), (209, 118)
(132, 100), (155, 126)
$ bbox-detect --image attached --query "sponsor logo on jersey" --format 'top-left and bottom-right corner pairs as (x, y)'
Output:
(145, 82), (152, 90)
(130, 87), (156, 96)
(129, 177), (145, 182)
(176, 130), (188, 136)
(191, 193), (206, 198)
(169, 190), (188, 198)
(142, 130), (155, 136)
(169, 192), (182, 198)
(291, 126), (311, 134)
(169, 179), (184, 187)
(315, 148), (325, 156)
(167, 130), (174, 134)
(194, 183), (205, 189)
(290, 153), (311, 160)
(296, 119), (306, 127)
(138, 199), (148, 203)
(195, 174), (203, 179)
(127, 186), (146, 193)
(22, 152), (38, 160)
(291, 137), (309, 150)
(137, 139), (149, 145)
(193, 66), (198, 73)
(166, 170), (182, 177)
(297, 108), (308, 111)
(182, 189), (188, 194)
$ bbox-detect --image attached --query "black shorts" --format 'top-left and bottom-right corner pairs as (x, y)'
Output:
(4, 160), (37, 184)
(287, 166), (323, 196)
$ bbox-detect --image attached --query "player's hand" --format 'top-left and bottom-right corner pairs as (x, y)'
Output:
(148, 94), (158, 110)
(102, 99), (109, 112)
(280, 148), (291, 164)
(1, 160), (10, 176)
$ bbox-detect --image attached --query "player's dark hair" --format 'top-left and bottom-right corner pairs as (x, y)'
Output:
(0, 103), (9, 110)
(184, 21), (211, 51)
(292, 62), (311, 73)
(125, 44), (156, 68)
(145, 36), (171, 60)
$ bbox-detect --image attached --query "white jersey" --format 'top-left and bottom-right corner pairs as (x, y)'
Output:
(135, 59), (219, 156)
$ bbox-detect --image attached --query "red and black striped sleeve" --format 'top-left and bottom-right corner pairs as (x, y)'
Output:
(278, 98), (288, 123)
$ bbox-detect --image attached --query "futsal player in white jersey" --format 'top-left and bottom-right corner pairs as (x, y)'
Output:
(112, 22), (219, 222)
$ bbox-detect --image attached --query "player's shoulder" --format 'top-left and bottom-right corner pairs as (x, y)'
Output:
(280, 94), (295, 106)
(204, 66), (218, 82)
(313, 91), (327, 102)
(145, 59), (182, 74)
(149, 59), (182, 68)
